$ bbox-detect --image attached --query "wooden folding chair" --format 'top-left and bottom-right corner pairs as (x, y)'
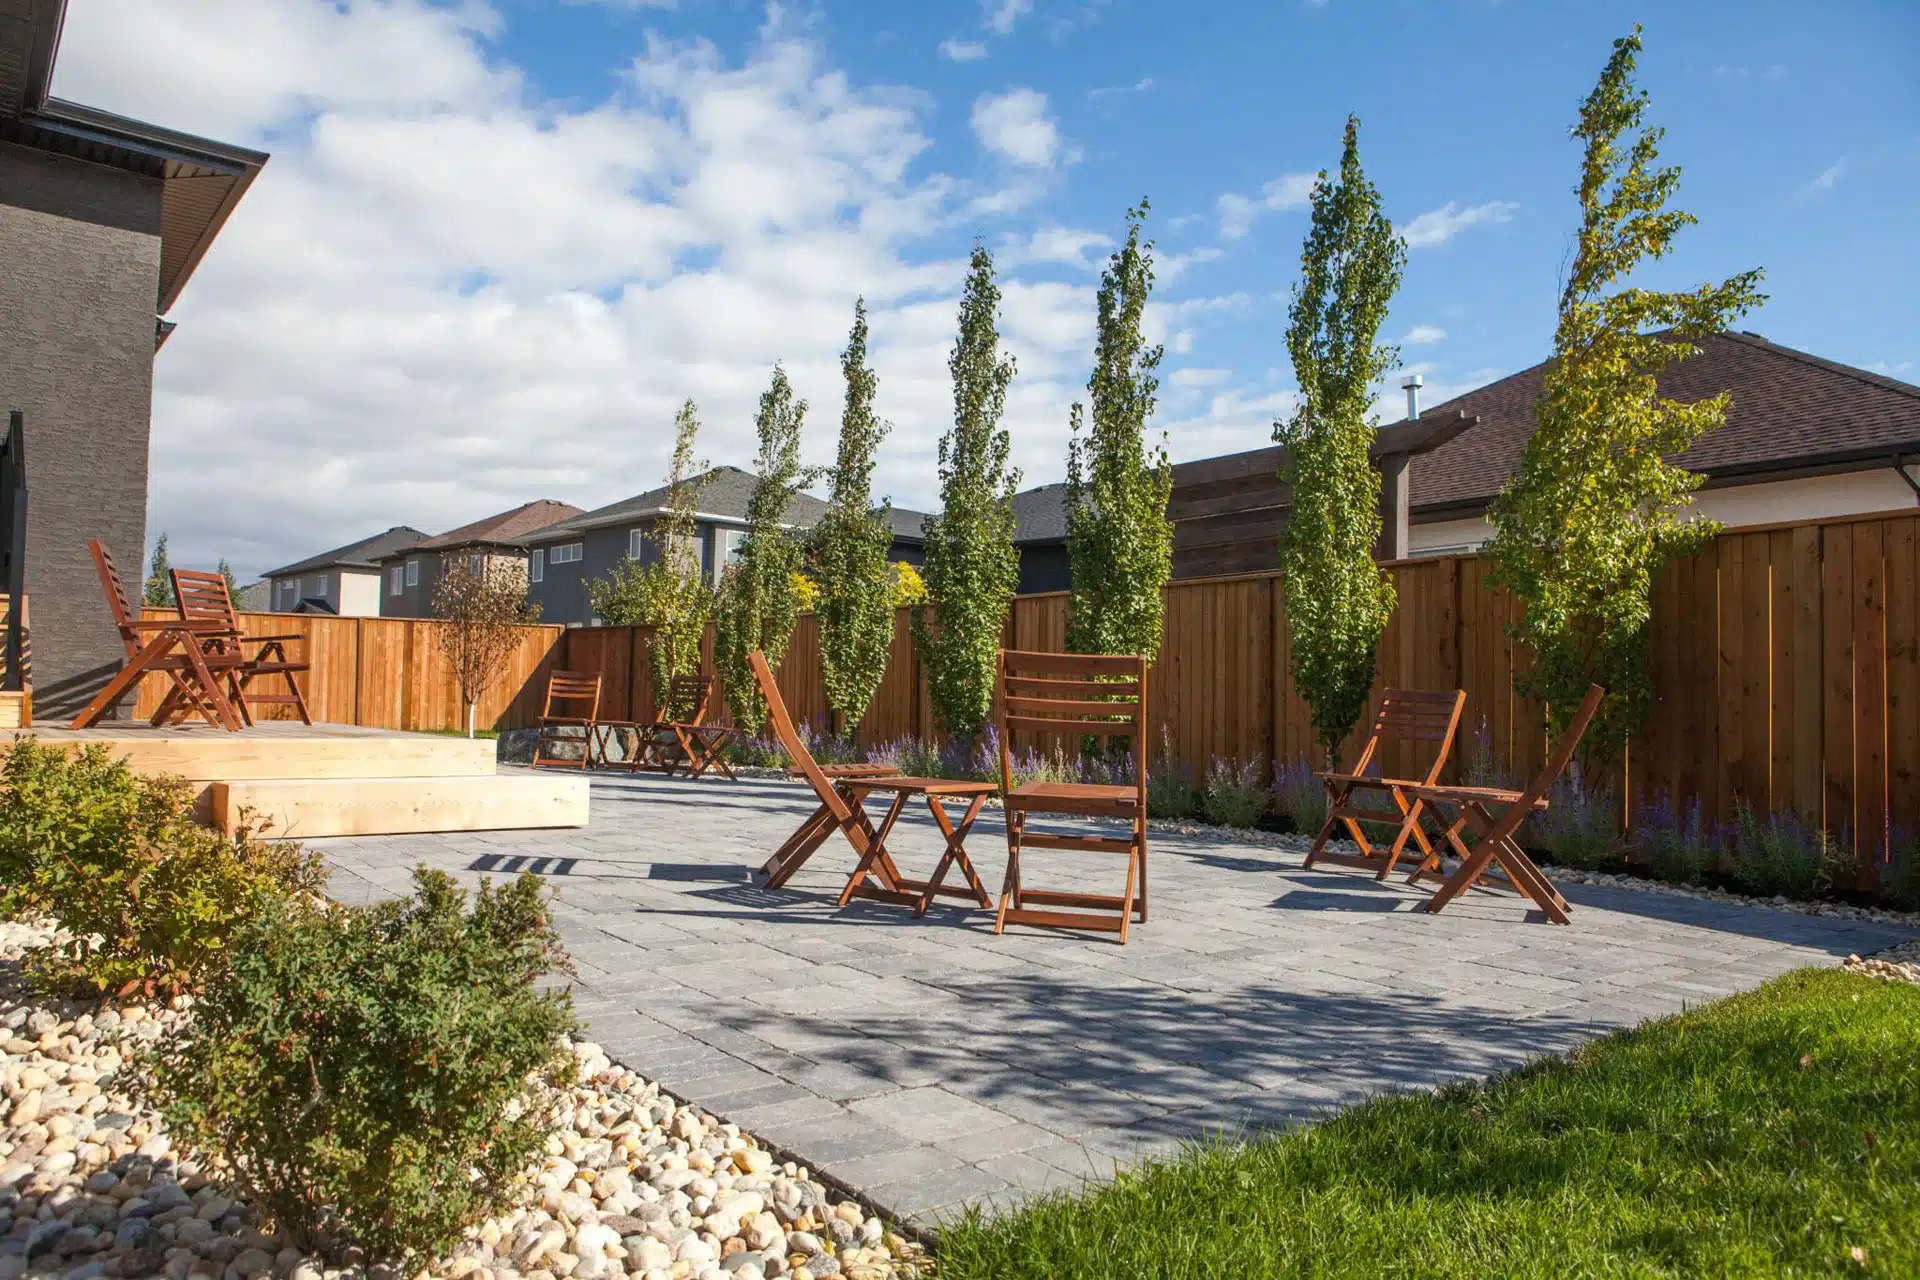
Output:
(1304, 688), (1466, 880)
(1409, 684), (1606, 926)
(169, 567), (312, 726)
(69, 540), (241, 731)
(994, 649), (1150, 944)
(619, 674), (738, 781)
(749, 650), (995, 913)
(531, 670), (601, 770)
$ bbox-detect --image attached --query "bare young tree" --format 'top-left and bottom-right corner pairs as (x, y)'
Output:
(433, 557), (542, 737)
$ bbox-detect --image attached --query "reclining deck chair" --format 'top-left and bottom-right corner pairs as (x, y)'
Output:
(993, 649), (1150, 944)
(69, 540), (240, 731)
(1303, 688), (1466, 880)
(169, 567), (312, 726)
(750, 650), (995, 913)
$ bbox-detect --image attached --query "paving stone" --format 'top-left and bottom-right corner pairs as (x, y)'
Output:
(311, 770), (1919, 1226)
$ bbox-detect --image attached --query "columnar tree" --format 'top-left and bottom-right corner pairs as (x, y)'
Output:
(815, 300), (898, 736)
(217, 559), (240, 603)
(1066, 201), (1174, 663)
(1486, 27), (1764, 764)
(432, 558), (541, 737)
(589, 401), (714, 706)
(1277, 116), (1407, 764)
(144, 534), (175, 607)
(714, 367), (810, 735)
(912, 245), (1021, 741)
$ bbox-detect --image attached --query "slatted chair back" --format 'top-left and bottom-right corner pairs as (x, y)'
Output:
(748, 649), (855, 825)
(1349, 688), (1467, 785)
(542, 670), (602, 721)
(88, 540), (145, 657)
(170, 568), (241, 634)
(661, 674), (714, 726)
(997, 649), (1148, 808)
(1479, 685), (1605, 845)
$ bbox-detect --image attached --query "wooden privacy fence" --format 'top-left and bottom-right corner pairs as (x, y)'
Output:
(134, 507), (1915, 857)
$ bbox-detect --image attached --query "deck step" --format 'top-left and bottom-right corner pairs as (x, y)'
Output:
(0, 692), (24, 730)
(43, 731), (496, 782)
(211, 774), (589, 839)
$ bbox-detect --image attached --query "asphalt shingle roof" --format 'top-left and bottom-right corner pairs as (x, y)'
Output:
(1409, 331), (1920, 513)
(399, 499), (585, 554)
(266, 526), (428, 578)
(526, 466), (930, 543)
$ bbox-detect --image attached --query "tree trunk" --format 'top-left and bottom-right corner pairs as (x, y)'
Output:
(467, 700), (476, 738)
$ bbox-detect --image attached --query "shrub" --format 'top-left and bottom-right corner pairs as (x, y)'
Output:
(1633, 792), (1718, 885)
(1145, 728), (1197, 820)
(1271, 755), (1327, 836)
(864, 736), (947, 779)
(144, 868), (578, 1262)
(1728, 803), (1850, 900)
(1879, 827), (1920, 911)
(1529, 761), (1621, 870)
(0, 738), (327, 996)
(1202, 758), (1268, 829)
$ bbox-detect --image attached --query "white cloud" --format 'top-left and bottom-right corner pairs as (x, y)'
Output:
(938, 38), (987, 62)
(1167, 367), (1233, 389)
(984, 0), (1033, 37)
(1402, 200), (1518, 249)
(1004, 226), (1110, 270)
(1866, 359), (1914, 379)
(1089, 76), (1153, 99)
(50, 0), (1100, 579)
(1157, 245), (1223, 282)
(1402, 324), (1447, 346)
(1216, 172), (1317, 240)
(1801, 159), (1845, 196)
(970, 87), (1061, 168)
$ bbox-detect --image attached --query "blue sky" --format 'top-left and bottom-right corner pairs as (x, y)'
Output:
(52, 0), (1920, 578)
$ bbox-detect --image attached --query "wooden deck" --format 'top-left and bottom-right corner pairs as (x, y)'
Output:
(10, 720), (587, 838)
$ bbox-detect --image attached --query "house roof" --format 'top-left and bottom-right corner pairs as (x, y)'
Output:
(384, 499), (585, 557)
(1410, 331), (1920, 516)
(1010, 483), (1069, 545)
(266, 526), (429, 578)
(527, 466), (930, 544)
(0, 1), (268, 318)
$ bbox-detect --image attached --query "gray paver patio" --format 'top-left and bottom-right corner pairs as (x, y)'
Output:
(313, 769), (1915, 1225)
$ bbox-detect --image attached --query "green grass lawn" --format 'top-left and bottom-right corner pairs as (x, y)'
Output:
(934, 969), (1919, 1278)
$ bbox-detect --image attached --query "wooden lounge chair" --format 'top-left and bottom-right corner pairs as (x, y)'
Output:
(993, 649), (1150, 944)
(1408, 684), (1606, 926)
(750, 650), (995, 912)
(69, 540), (241, 731)
(531, 670), (601, 770)
(1303, 688), (1466, 881)
(169, 567), (312, 726)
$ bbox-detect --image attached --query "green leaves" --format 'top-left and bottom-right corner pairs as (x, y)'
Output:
(1278, 117), (1405, 762)
(715, 366), (811, 734)
(914, 245), (1022, 741)
(141, 867), (577, 1261)
(1487, 26), (1765, 763)
(143, 533), (175, 608)
(1066, 201), (1174, 663)
(590, 401), (715, 706)
(815, 300), (899, 734)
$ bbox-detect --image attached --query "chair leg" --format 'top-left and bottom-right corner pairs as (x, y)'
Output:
(71, 634), (179, 729)
(1302, 781), (1344, 868)
(1134, 817), (1149, 922)
(839, 791), (908, 906)
(994, 814), (1023, 935)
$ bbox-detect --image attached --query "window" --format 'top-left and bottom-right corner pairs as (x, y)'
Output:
(717, 528), (748, 581)
(550, 543), (583, 565)
(278, 581), (295, 608)
(469, 553), (483, 575)
(629, 528), (647, 560)
(389, 567), (403, 595)
(530, 549), (544, 583)
(404, 559), (419, 587)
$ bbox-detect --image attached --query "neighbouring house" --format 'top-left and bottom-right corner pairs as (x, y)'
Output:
(524, 466), (927, 626)
(0, 0), (267, 717)
(232, 580), (271, 612)
(1163, 332), (1920, 578)
(375, 499), (583, 619)
(263, 527), (427, 616)
(1009, 483), (1070, 595)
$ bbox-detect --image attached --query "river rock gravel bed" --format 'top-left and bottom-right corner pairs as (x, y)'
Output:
(0, 920), (930, 1280)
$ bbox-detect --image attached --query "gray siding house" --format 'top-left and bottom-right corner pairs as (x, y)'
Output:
(525, 467), (926, 626)
(264, 527), (427, 616)
(0, 0), (266, 717)
(376, 499), (581, 619)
